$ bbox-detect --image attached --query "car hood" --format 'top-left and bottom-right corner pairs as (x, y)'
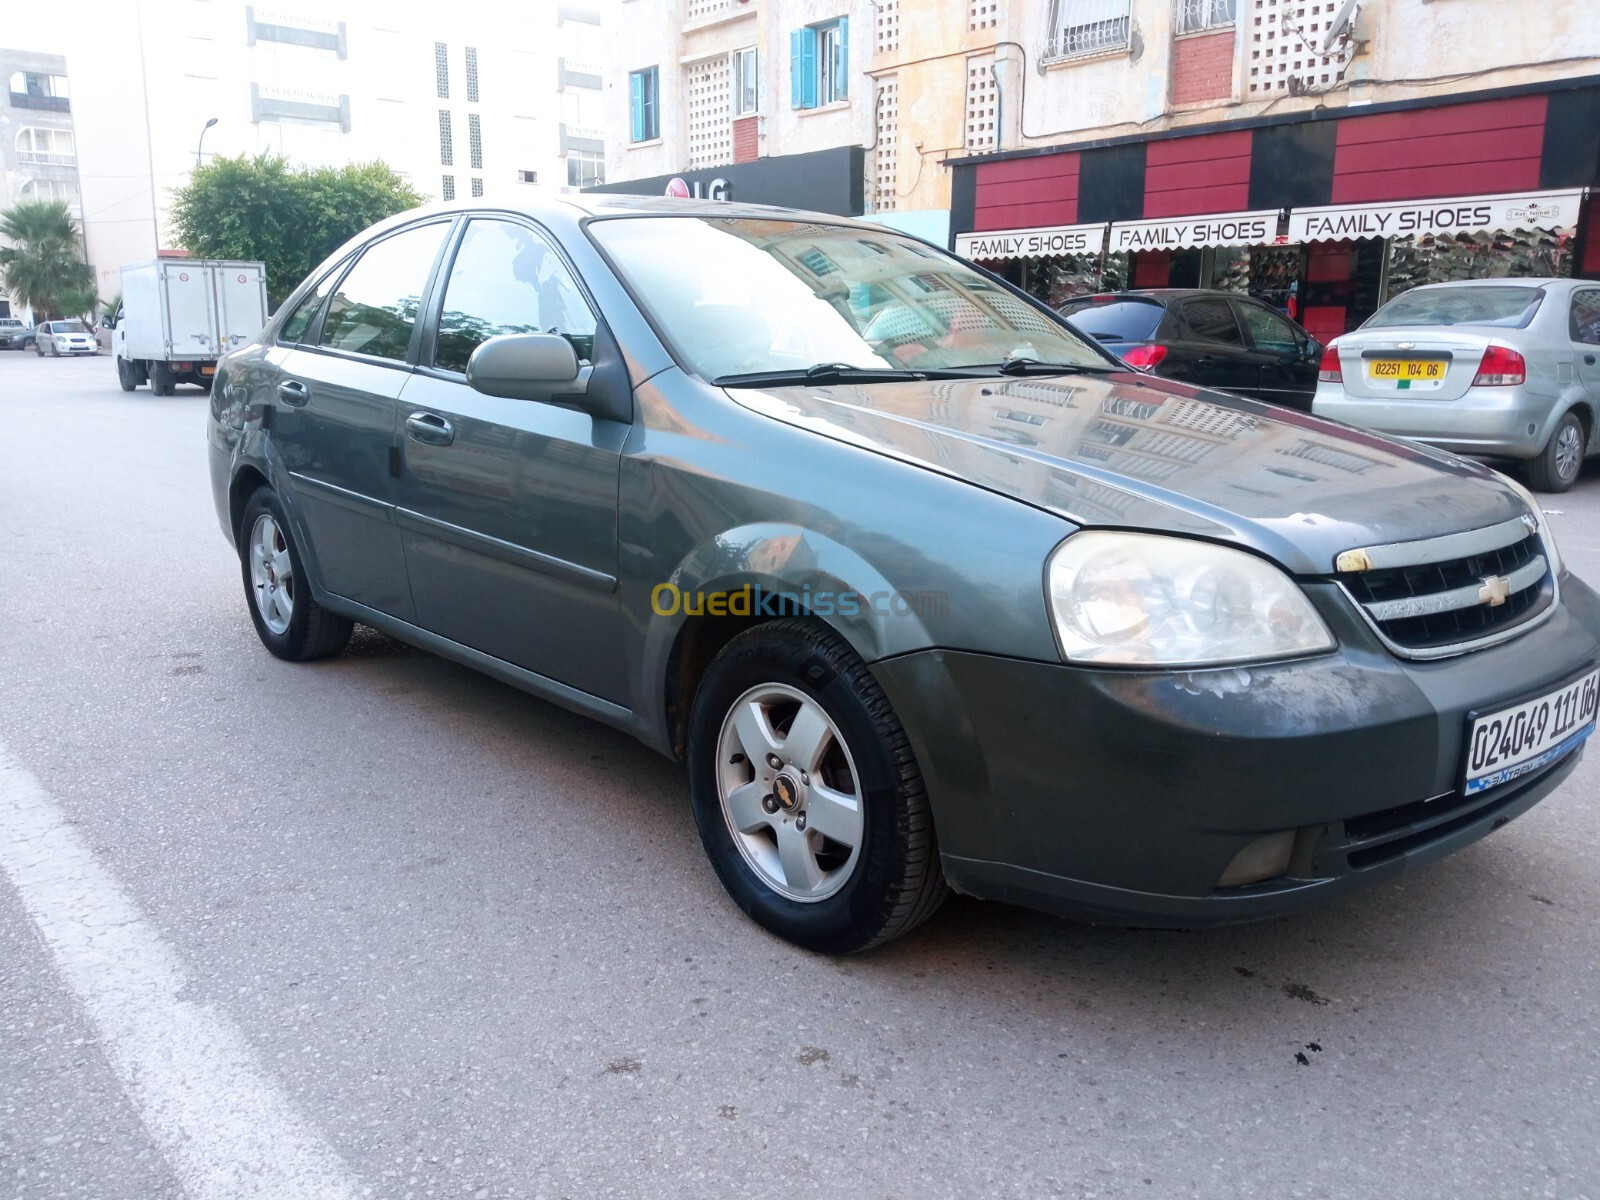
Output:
(727, 370), (1529, 575)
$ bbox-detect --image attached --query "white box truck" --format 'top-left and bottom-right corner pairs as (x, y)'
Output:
(109, 259), (268, 394)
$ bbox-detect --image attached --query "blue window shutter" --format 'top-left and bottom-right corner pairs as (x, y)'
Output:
(835, 18), (848, 100)
(791, 27), (817, 109)
(630, 71), (644, 141)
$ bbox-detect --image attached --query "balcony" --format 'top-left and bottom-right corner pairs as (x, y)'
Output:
(8, 91), (69, 113)
(17, 152), (75, 168)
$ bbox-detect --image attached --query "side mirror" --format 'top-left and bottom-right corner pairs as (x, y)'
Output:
(466, 333), (588, 405)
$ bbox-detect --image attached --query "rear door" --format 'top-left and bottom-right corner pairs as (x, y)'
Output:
(162, 266), (219, 359)
(214, 263), (269, 356)
(395, 215), (630, 702)
(1233, 298), (1318, 410)
(1170, 297), (1257, 396)
(1570, 286), (1600, 404)
(270, 218), (454, 621)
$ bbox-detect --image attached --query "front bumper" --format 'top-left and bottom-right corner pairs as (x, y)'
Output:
(871, 574), (1600, 927)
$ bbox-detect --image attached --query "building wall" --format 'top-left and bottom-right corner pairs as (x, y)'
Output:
(0, 49), (82, 321)
(3, 0), (601, 304)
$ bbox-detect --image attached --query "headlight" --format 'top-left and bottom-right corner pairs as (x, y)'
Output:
(1494, 471), (1563, 576)
(1046, 531), (1336, 667)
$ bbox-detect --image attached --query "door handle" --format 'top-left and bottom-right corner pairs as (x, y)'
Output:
(1586, 354), (1596, 365)
(276, 379), (310, 406)
(405, 411), (454, 446)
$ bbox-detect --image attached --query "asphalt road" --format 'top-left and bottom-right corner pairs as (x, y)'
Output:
(2, 350), (1599, 1200)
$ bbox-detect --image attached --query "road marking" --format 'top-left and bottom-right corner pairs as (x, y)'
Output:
(0, 746), (361, 1200)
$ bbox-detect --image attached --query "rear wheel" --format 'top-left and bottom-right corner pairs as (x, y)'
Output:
(116, 357), (137, 392)
(150, 361), (175, 396)
(238, 487), (353, 661)
(686, 619), (946, 953)
(1528, 411), (1585, 493)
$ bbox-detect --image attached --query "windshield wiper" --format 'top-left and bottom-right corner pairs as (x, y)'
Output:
(987, 357), (1115, 376)
(715, 363), (935, 387)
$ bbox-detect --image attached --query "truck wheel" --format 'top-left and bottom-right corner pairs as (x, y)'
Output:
(150, 362), (176, 396)
(116, 357), (137, 392)
(1528, 412), (1585, 493)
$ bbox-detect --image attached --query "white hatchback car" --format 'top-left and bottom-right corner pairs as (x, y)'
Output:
(1313, 278), (1600, 492)
(35, 319), (99, 357)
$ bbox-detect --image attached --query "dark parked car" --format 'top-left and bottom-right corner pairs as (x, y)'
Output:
(208, 197), (1600, 953)
(1060, 289), (1322, 410)
(0, 318), (35, 350)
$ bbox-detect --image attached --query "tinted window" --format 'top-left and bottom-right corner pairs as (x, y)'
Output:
(1060, 299), (1164, 342)
(433, 219), (598, 373)
(1182, 299), (1243, 345)
(279, 267), (341, 345)
(1570, 289), (1600, 347)
(1235, 302), (1301, 354)
(319, 223), (449, 361)
(1366, 285), (1544, 329)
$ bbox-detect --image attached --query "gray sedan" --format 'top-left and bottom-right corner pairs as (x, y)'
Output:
(206, 197), (1600, 952)
(1313, 277), (1600, 491)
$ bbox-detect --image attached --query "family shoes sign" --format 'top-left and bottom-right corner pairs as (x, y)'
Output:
(954, 223), (1106, 260)
(1108, 210), (1279, 252)
(1288, 189), (1583, 243)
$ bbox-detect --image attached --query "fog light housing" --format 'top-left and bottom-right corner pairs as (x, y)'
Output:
(1217, 831), (1296, 888)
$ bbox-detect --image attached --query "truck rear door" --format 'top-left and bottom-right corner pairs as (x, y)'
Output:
(163, 267), (218, 358)
(215, 264), (268, 355)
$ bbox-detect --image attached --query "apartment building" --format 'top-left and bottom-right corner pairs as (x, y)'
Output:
(0, 49), (81, 320)
(3, 1), (605, 304)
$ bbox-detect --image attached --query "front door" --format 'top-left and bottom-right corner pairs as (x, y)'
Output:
(1570, 287), (1600, 411)
(1234, 298), (1319, 411)
(271, 219), (453, 621)
(396, 216), (629, 703)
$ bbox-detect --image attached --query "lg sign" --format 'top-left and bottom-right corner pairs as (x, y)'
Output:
(666, 176), (733, 201)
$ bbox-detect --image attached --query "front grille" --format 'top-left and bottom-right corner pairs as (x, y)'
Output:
(1336, 516), (1554, 658)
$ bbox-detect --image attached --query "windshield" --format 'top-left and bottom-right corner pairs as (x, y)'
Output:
(1059, 298), (1165, 342)
(1365, 286), (1544, 330)
(588, 216), (1110, 380)
(53, 320), (88, 333)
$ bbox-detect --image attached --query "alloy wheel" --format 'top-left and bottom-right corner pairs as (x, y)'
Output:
(248, 513), (295, 635)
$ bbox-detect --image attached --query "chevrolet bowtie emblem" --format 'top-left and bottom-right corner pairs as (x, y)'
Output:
(1478, 575), (1512, 607)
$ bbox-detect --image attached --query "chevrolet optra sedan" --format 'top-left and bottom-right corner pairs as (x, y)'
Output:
(207, 197), (1600, 953)
(1313, 278), (1600, 492)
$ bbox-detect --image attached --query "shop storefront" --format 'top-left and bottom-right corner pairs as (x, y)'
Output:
(948, 78), (1600, 339)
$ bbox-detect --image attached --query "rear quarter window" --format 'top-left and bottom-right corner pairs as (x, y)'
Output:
(1059, 300), (1164, 342)
(1366, 286), (1544, 330)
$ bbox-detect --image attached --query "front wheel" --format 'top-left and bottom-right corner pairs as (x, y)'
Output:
(33, 343), (43, 357)
(687, 619), (946, 954)
(1529, 411), (1585, 493)
(238, 487), (353, 661)
(116, 357), (137, 392)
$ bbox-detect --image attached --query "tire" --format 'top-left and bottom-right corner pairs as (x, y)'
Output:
(150, 361), (175, 396)
(1528, 411), (1585, 493)
(116, 357), (137, 392)
(686, 619), (946, 953)
(34, 342), (43, 357)
(238, 487), (353, 662)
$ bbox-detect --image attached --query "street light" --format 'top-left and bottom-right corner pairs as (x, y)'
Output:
(196, 117), (218, 168)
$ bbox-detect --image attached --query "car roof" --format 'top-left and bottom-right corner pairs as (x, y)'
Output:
(1063, 289), (1274, 306)
(370, 191), (874, 233)
(1394, 277), (1578, 292)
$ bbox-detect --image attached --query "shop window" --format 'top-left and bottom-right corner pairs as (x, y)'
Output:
(1176, 0), (1235, 33)
(1045, 0), (1131, 61)
(1571, 290), (1600, 346)
(791, 18), (848, 109)
(630, 66), (660, 141)
(733, 47), (758, 117)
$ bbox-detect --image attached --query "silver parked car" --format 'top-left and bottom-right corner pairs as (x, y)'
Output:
(1313, 278), (1600, 492)
(34, 318), (98, 357)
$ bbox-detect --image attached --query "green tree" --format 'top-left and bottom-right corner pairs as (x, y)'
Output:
(170, 154), (424, 307)
(0, 201), (96, 322)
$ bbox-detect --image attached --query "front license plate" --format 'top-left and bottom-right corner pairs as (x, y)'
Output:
(1463, 668), (1600, 796)
(1366, 358), (1447, 390)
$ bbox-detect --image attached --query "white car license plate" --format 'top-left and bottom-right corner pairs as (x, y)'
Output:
(1463, 668), (1600, 796)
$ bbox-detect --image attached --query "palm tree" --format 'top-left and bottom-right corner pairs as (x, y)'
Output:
(0, 200), (95, 322)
